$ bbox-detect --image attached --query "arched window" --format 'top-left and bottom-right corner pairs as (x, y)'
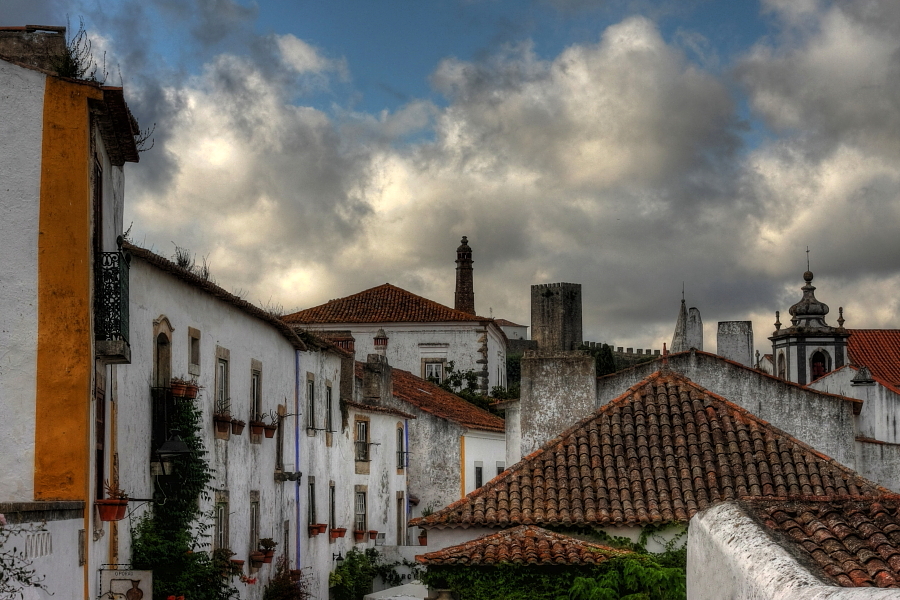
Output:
(777, 352), (786, 380)
(155, 332), (171, 387)
(811, 350), (830, 381)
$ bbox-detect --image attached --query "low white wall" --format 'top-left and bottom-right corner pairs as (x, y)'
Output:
(688, 502), (900, 599)
(462, 431), (506, 495)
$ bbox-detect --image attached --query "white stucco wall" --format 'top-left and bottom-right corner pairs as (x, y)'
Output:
(461, 431), (506, 495)
(688, 502), (900, 599)
(810, 369), (900, 445)
(0, 59), (45, 503)
(0, 516), (83, 600)
(303, 322), (507, 391)
(118, 258), (301, 600)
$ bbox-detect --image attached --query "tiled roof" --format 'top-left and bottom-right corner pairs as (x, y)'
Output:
(344, 400), (416, 420)
(749, 496), (900, 588)
(848, 330), (900, 394)
(125, 243), (307, 351)
(416, 525), (630, 566)
(283, 283), (490, 324)
(413, 371), (884, 529)
(494, 318), (525, 328)
(391, 367), (505, 433)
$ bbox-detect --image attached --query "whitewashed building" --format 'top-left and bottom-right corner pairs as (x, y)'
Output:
(0, 26), (140, 600)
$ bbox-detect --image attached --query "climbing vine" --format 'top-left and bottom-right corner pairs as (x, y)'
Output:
(131, 390), (237, 600)
(328, 549), (421, 600)
(0, 516), (47, 599)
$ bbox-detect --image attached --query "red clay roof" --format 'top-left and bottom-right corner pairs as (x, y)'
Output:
(848, 330), (900, 395)
(413, 371), (884, 529)
(749, 496), (900, 588)
(391, 367), (505, 433)
(283, 283), (491, 324)
(416, 525), (630, 566)
(494, 318), (525, 328)
(344, 400), (416, 420)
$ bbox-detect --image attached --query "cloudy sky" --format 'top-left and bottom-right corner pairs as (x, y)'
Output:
(5, 0), (900, 352)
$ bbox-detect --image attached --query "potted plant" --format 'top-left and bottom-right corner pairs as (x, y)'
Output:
(231, 418), (245, 435)
(249, 414), (266, 436)
(249, 550), (265, 567)
(353, 530), (366, 542)
(329, 527), (347, 539)
(96, 480), (129, 521)
(368, 530), (378, 540)
(213, 398), (231, 432)
(308, 524), (320, 537)
(315, 523), (327, 534)
(171, 377), (200, 399)
(263, 421), (278, 438)
(259, 538), (277, 562)
(418, 529), (427, 546)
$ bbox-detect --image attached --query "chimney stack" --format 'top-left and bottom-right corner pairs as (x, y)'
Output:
(454, 236), (475, 315)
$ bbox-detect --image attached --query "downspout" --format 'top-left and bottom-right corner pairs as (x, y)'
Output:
(294, 349), (301, 570)
(404, 419), (410, 540)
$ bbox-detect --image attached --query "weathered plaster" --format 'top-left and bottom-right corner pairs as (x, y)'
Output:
(688, 502), (900, 599)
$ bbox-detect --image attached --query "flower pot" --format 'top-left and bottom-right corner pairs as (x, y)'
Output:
(170, 381), (188, 397)
(263, 554), (273, 564)
(353, 530), (366, 542)
(184, 383), (199, 399)
(264, 549), (275, 558)
(214, 417), (231, 433)
(368, 530), (378, 540)
(249, 421), (265, 435)
(317, 523), (328, 534)
(230, 559), (245, 574)
(264, 423), (277, 438)
(249, 551), (265, 567)
(289, 570), (303, 582)
(418, 535), (427, 546)
(329, 527), (346, 539)
(96, 498), (128, 521)
(231, 420), (245, 435)
(308, 525), (320, 537)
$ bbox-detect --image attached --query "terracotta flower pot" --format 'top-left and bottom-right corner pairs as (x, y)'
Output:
(214, 414), (231, 433)
(329, 527), (347, 539)
(231, 420), (245, 435)
(263, 554), (273, 564)
(96, 498), (128, 521)
(170, 381), (188, 397)
(308, 525), (320, 537)
(264, 549), (275, 558)
(263, 423), (277, 438)
(317, 523), (328, 534)
(418, 535), (427, 546)
(249, 551), (265, 566)
(184, 383), (199, 399)
(249, 421), (265, 435)
(353, 530), (366, 542)
(368, 530), (378, 540)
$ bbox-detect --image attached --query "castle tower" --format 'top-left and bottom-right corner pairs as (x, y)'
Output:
(531, 283), (582, 352)
(769, 270), (849, 385)
(454, 236), (475, 315)
(671, 294), (703, 353)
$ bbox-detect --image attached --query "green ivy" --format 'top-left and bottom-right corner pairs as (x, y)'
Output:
(329, 549), (421, 600)
(131, 390), (237, 600)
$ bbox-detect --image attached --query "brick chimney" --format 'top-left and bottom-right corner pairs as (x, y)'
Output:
(454, 236), (475, 315)
(0, 26), (67, 73)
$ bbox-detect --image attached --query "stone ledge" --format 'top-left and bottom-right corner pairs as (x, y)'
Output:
(0, 501), (84, 524)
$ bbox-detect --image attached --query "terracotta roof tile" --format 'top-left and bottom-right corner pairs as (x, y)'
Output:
(416, 525), (630, 566)
(344, 400), (416, 420)
(357, 362), (505, 433)
(747, 496), (900, 588)
(284, 284), (491, 324)
(413, 371), (885, 529)
(848, 330), (900, 395)
(494, 318), (525, 328)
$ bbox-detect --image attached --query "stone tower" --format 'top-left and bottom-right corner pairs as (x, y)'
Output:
(671, 297), (703, 352)
(530, 283), (582, 352)
(454, 236), (475, 315)
(769, 270), (849, 385)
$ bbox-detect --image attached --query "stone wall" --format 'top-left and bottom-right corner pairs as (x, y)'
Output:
(519, 351), (595, 456)
(717, 321), (753, 366)
(530, 283), (582, 352)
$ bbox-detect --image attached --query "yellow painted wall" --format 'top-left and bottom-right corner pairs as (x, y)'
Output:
(33, 76), (103, 501)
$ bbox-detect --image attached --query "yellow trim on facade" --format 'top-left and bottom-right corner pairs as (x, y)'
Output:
(460, 435), (466, 498)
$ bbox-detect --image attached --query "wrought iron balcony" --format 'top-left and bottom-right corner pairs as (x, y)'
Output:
(95, 250), (131, 363)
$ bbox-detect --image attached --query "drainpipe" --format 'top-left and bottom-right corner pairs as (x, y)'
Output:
(404, 419), (410, 542)
(295, 349), (301, 570)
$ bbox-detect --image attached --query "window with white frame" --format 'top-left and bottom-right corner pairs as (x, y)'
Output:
(250, 491), (260, 551)
(306, 377), (315, 429)
(355, 420), (369, 461)
(216, 357), (229, 414)
(214, 491), (229, 550)
(474, 461), (483, 488)
(251, 368), (262, 420)
(423, 361), (443, 382)
(396, 425), (405, 469)
(308, 478), (316, 525)
(354, 491), (367, 532)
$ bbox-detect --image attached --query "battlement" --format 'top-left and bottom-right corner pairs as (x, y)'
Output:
(531, 282), (582, 352)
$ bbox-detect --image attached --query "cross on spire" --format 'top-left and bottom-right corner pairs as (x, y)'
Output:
(806, 246), (810, 271)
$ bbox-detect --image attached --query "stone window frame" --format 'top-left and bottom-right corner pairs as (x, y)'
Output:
(215, 346), (230, 414)
(214, 490), (229, 550)
(306, 373), (316, 434)
(354, 485), (368, 533)
(307, 476), (316, 525)
(354, 417), (371, 475)
(421, 358), (446, 383)
(188, 326), (201, 377)
(249, 490), (260, 551)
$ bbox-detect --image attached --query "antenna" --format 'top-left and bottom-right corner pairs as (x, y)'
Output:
(806, 246), (810, 271)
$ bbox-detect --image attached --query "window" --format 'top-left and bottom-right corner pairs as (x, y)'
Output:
(474, 462), (483, 489)
(355, 420), (369, 461)
(216, 348), (230, 415)
(188, 327), (201, 376)
(325, 386), (333, 432)
(251, 369), (262, 420)
(329, 483), (335, 529)
(94, 380), (106, 500)
(423, 361), (443, 382)
(306, 377), (315, 429)
(214, 492), (229, 550)
(249, 492), (260, 551)
(355, 492), (367, 532)
(283, 520), (290, 563)
(496, 461), (505, 477)
(396, 426), (406, 469)
(308, 479), (316, 525)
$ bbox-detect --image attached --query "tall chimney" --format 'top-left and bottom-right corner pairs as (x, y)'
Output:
(454, 236), (475, 315)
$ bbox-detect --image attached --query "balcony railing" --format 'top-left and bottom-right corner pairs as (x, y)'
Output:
(95, 251), (130, 343)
